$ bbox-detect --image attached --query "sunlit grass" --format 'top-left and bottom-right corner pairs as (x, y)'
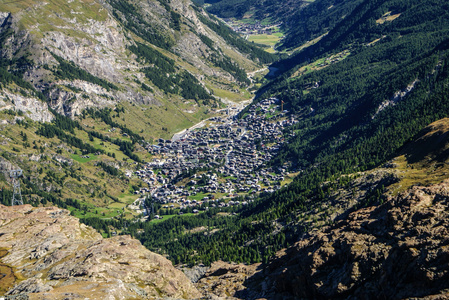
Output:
(71, 154), (98, 163)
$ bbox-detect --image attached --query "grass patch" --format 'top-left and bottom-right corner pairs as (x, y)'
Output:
(71, 154), (98, 163)
(376, 12), (401, 25)
(5, 0), (109, 31)
(118, 193), (139, 204)
(293, 49), (351, 78)
(109, 202), (126, 209)
(0, 248), (16, 295)
(248, 34), (282, 47)
(206, 83), (252, 102)
(188, 192), (208, 201)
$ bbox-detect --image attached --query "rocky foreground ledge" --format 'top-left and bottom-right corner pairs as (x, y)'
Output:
(0, 205), (201, 299)
(242, 180), (449, 299)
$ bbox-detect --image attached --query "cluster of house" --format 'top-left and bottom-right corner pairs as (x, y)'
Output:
(129, 98), (298, 216)
(224, 19), (282, 36)
(316, 50), (350, 68)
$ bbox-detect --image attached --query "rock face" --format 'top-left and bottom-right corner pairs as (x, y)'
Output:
(0, 0), (259, 118)
(0, 89), (53, 123)
(1, 90), (53, 123)
(246, 181), (449, 299)
(195, 261), (260, 299)
(0, 205), (201, 299)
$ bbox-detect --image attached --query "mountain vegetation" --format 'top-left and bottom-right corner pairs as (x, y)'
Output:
(203, 0), (309, 23)
(280, 0), (364, 50)
(195, 13), (277, 64)
(2, 0), (449, 297)
(79, 0), (449, 267)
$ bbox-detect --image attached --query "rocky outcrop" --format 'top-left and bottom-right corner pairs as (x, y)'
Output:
(195, 261), (260, 299)
(181, 264), (210, 283)
(245, 180), (449, 299)
(0, 205), (201, 299)
(0, 90), (53, 123)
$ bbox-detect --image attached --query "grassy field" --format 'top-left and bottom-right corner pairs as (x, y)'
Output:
(248, 34), (282, 47)
(206, 83), (253, 102)
(247, 30), (284, 53)
(71, 154), (98, 163)
(188, 192), (208, 201)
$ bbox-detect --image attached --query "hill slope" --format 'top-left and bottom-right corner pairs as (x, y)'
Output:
(0, 0), (273, 135)
(107, 0), (449, 269)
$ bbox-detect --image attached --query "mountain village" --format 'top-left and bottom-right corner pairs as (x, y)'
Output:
(129, 98), (298, 218)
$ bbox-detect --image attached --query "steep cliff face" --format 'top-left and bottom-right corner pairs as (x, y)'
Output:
(0, 90), (53, 123)
(0, 205), (201, 299)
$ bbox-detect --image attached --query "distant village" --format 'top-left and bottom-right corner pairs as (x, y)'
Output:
(128, 98), (298, 219)
(223, 19), (282, 36)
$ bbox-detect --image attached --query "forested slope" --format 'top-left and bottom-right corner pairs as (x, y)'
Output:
(0, 0), (276, 216)
(280, 0), (364, 50)
(266, 0), (449, 171)
(204, 0), (308, 21)
(107, 0), (449, 266)
(3, 0), (449, 280)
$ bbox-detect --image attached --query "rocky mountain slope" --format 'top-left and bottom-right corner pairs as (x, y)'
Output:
(0, 204), (201, 299)
(0, 0), (270, 137)
(243, 180), (449, 299)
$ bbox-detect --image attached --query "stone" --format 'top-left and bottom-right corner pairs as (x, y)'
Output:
(0, 205), (201, 299)
(245, 180), (449, 299)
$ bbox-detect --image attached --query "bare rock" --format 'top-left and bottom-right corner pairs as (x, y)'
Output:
(0, 205), (201, 299)
(2, 90), (53, 123)
(196, 260), (260, 299)
(249, 180), (449, 299)
(181, 264), (210, 283)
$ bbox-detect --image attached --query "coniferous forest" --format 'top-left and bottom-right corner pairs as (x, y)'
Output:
(76, 0), (449, 267)
(1, 0), (449, 277)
